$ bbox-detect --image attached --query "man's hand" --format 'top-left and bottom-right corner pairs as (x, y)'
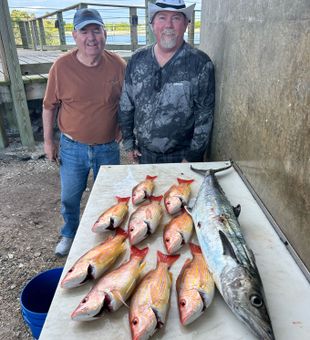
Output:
(44, 140), (59, 164)
(127, 149), (142, 164)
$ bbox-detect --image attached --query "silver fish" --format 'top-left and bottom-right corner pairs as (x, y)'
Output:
(189, 163), (275, 340)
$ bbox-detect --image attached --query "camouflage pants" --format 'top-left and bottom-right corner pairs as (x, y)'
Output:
(138, 146), (202, 164)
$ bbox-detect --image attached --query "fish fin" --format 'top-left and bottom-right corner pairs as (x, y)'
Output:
(116, 196), (130, 203)
(219, 230), (240, 263)
(232, 204), (241, 217)
(189, 242), (202, 255)
(112, 290), (129, 308)
(146, 175), (157, 181)
(184, 205), (192, 215)
(115, 227), (128, 239)
(130, 246), (149, 259)
(190, 162), (232, 176)
(149, 195), (163, 202)
(177, 178), (194, 184)
(157, 251), (180, 268)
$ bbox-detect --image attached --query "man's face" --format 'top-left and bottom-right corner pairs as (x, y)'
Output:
(72, 24), (106, 58)
(152, 11), (188, 51)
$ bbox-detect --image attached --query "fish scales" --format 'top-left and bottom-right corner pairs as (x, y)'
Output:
(190, 164), (275, 340)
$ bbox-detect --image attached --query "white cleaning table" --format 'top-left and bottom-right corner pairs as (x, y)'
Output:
(39, 162), (310, 340)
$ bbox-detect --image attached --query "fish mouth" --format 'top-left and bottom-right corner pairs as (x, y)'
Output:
(237, 305), (275, 340)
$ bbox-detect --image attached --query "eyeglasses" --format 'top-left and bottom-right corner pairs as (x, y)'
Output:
(154, 68), (162, 92)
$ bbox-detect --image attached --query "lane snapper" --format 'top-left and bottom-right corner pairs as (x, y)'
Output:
(189, 164), (275, 339)
(164, 178), (194, 215)
(92, 196), (130, 233)
(176, 242), (215, 325)
(128, 195), (163, 245)
(163, 209), (194, 254)
(61, 228), (128, 289)
(71, 246), (149, 321)
(132, 175), (157, 205)
(129, 251), (180, 340)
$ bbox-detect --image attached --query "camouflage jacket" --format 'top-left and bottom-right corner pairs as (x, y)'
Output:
(118, 42), (215, 162)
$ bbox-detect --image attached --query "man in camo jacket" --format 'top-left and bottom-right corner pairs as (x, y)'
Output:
(118, 0), (215, 164)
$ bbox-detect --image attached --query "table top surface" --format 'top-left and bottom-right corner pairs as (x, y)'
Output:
(39, 162), (310, 340)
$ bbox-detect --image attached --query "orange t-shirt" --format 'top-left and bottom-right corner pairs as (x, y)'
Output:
(43, 49), (126, 144)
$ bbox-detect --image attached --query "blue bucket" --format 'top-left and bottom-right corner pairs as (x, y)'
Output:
(20, 267), (63, 339)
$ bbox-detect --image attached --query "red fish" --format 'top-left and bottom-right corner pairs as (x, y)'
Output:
(132, 175), (157, 205)
(61, 228), (128, 289)
(164, 178), (194, 215)
(128, 195), (163, 245)
(92, 196), (130, 233)
(129, 251), (180, 340)
(71, 246), (149, 321)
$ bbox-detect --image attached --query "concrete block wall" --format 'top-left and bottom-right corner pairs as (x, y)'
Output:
(200, 0), (310, 270)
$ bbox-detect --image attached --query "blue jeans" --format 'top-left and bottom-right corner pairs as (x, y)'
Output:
(59, 134), (120, 238)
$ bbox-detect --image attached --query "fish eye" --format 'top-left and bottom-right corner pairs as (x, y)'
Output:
(82, 297), (88, 304)
(132, 317), (139, 325)
(130, 227), (134, 232)
(165, 237), (170, 243)
(250, 294), (263, 308)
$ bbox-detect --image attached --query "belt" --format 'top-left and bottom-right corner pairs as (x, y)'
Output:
(63, 133), (103, 146)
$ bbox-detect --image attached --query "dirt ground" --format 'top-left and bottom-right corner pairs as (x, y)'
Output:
(0, 135), (129, 339)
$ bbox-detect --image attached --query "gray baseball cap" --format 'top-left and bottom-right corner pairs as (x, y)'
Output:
(73, 8), (104, 30)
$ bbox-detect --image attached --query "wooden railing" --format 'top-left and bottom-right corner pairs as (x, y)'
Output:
(13, 2), (199, 52)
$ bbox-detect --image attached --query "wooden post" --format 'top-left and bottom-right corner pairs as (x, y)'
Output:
(18, 21), (30, 49)
(0, 0), (35, 148)
(57, 11), (67, 51)
(129, 7), (138, 51)
(30, 19), (40, 50)
(188, 10), (195, 46)
(0, 104), (9, 149)
(145, 0), (155, 44)
(38, 18), (46, 50)
(24, 21), (33, 48)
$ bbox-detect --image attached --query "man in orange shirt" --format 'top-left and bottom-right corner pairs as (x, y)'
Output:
(43, 8), (126, 256)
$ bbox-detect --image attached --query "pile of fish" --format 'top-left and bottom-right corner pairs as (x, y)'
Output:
(60, 165), (275, 340)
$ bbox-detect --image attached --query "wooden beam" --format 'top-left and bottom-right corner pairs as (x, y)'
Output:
(0, 104), (9, 148)
(0, 0), (35, 148)
(129, 7), (138, 52)
(188, 10), (195, 47)
(38, 18), (46, 50)
(20, 62), (52, 75)
(18, 21), (30, 49)
(57, 12), (67, 52)
(30, 20), (40, 51)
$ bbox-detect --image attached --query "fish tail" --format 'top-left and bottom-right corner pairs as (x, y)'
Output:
(130, 245), (149, 259)
(190, 161), (233, 176)
(146, 175), (157, 181)
(157, 251), (180, 268)
(116, 196), (130, 203)
(189, 242), (202, 255)
(149, 195), (163, 202)
(177, 178), (194, 184)
(115, 227), (128, 239)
